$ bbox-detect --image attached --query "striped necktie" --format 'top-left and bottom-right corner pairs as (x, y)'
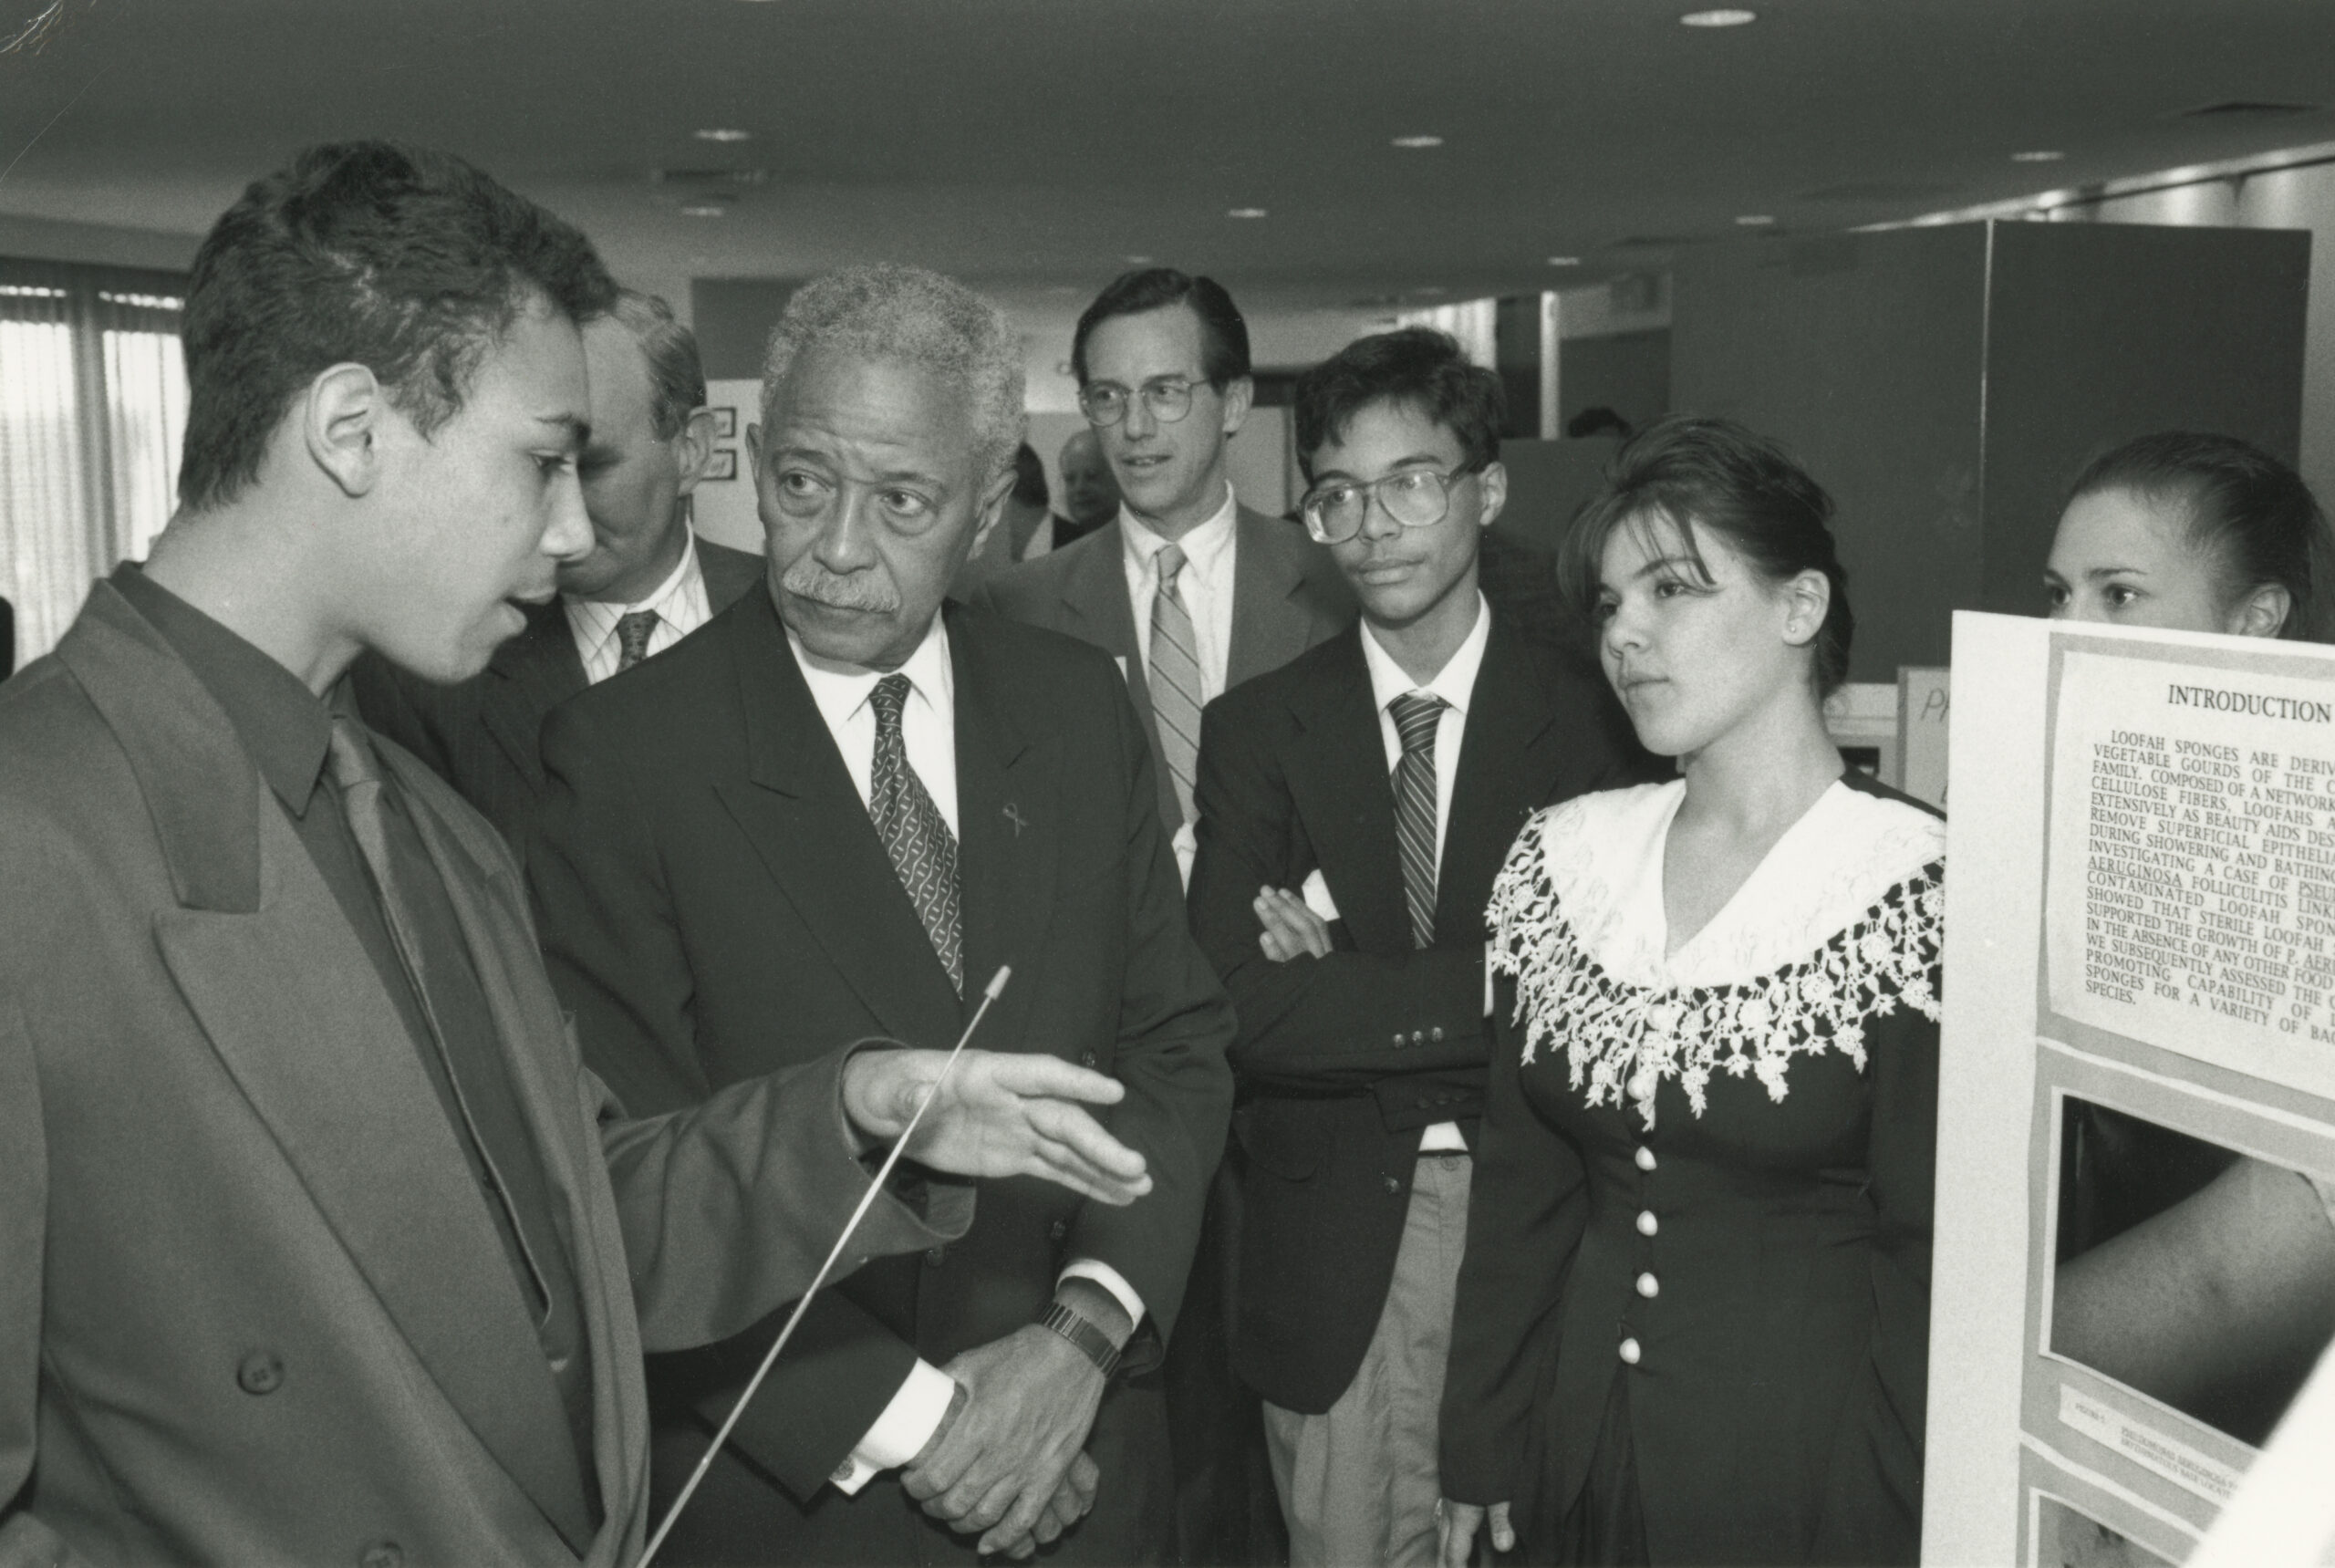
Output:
(614, 609), (659, 672)
(1389, 692), (1448, 949)
(868, 674), (964, 991)
(1147, 543), (1203, 826)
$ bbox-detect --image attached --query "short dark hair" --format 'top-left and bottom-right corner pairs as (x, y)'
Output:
(606, 288), (706, 441)
(1011, 442), (1049, 509)
(1292, 327), (1504, 483)
(1561, 415), (1855, 694)
(177, 140), (617, 510)
(1071, 267), (1250, 386)
(2066, 431), (2333, 643)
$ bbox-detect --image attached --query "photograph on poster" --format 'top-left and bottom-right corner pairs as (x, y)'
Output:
(2050, 1094), (2335, 1448)
(2033, 1494), (2175, 1568)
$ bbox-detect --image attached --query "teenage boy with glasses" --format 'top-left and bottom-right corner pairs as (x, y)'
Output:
(1183, 327), (1645, 1567)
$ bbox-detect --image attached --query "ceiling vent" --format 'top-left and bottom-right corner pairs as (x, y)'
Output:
(2174, 100), (2321, 119)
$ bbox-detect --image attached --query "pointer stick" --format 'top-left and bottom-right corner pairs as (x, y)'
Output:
(639, 965), (1013, 1568)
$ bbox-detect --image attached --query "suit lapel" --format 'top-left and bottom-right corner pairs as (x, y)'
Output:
(1282, 629), (1414, 954)
(947, 607), (1058, 1041)
(1061, 524), (1180, 831)
(1437, 617), (1565, 941)
(1227, 508), (1316, 691)
(716, 593), (964, 1048)
(483, 601), (586, 788)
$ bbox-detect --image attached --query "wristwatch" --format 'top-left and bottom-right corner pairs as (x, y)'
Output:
(1040, 1301), (1125, 1379)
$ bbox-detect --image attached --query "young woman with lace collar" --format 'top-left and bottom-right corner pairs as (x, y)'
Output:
(1437, 419), (1942, 1567)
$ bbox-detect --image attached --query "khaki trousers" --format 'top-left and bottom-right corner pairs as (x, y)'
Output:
(1261, 1151), (1472, 1568)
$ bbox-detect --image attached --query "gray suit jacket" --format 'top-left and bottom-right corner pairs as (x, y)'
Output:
(351, 535), (763, 854)
(0, 579), (962, 1567)
(972, 507), (1355, 831)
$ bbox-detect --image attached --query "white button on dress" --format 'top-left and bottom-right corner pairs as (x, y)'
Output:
(1634, 1146), (1657, 1172)
(1636, 1272), (1660, 1298)
(1618, 1337), (1642, 1365)
(1636, 1210), (1658, 1237)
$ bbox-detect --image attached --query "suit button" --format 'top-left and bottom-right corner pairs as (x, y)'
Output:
(1429, 1026), (1446, 1044)
(358, 1542), (404, 1568)
(1636, 1210), (1658, 1237)
(1080, 1050), (1098, 1068)
(1409, 1030), (1426, 1046)
(1391, 1033), (1406, 1048)
(1049, 1220), (1069, 1241)
(1415, 1097), (1431, 1109)
(1618, 1336), (1642, 1366)
(237, 1351), (284, 1396)
(1627, 1071), (1655, 1101)
(1634, 1146), (1657, 1172)
(1636, 1272), (1660, 1299)
(1382, 1175), (1402, 1195)
(925, 1247), (947, 1267)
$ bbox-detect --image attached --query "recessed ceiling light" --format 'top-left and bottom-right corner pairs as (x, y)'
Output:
(1125, 254), (1155, 264)
(1411, 286), (1448, 296)
(1227, 207), (1268, 219)
(1391, 135), (1445, 149)
(2011, 150), (2066, 162)
(1680, 8), (1757, 26)
(694, 128), (752, 143)
(1734, 213), (1775, 225)
(1546, 255), (1583, 266)
(680, 203), (727, 218)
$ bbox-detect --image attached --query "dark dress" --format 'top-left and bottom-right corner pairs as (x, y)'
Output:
(1440, 776), (1945, 1567)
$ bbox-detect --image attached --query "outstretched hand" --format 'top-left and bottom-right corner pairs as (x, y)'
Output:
(842, 1047), (1153, 1206)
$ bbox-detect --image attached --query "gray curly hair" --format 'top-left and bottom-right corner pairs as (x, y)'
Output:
(761, 264), (1027, 481)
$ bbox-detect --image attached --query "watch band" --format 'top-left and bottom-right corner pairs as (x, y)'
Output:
(1040, 1301), (1125, 1379)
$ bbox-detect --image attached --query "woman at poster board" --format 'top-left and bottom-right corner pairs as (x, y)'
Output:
(2044, 431), (2335, 1447)
(1437, 419), (1944, 1566)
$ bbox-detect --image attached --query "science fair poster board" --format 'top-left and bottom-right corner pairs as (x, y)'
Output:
(1928, 611), (2335, 1567)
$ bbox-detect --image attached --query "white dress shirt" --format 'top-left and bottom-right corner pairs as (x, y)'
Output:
(1358, 594), (1492, 1154)
(784, 612), (1149, 1490)
(1121, 485), (1238, 701)
(564, 530), (714, 684)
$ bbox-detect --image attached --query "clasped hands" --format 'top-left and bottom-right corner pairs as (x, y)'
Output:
(841, 1046), (1151, 1206)
(898, 1282), (1129, 1558)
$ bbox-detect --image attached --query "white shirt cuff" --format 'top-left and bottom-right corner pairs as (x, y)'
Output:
(1172, 822), (1198, 890)
(1058, 1259), (1147, 1329)
(832, 1358), (958, 1494)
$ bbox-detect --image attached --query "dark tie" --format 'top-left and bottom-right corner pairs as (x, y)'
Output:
(1390, 692), (1448, 949)
(1147, 544), (1203, 826)
(614, 608), (659, 672)
(868, 674), (964, 991)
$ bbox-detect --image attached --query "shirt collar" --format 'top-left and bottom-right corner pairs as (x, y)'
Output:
(785, 609), (955, 732)
(110, 564), (335, 817)
(576, 528), (700, 619)
(1360, 592), (1492, 718)
(1120, 485), (1238, 580)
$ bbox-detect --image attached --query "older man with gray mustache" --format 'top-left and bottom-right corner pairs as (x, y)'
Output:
(525, 265), (1234, 1568)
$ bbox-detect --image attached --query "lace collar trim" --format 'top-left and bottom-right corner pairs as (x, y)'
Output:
(1488, 784), (1945, 1127)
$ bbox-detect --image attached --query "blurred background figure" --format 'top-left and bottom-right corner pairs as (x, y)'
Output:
(1055, 427), (1122, 550)
(951, 441), (1054, 597)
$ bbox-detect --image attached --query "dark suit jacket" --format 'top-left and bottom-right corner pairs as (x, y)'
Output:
(971, 508), (1355, 833)
(527, 588), (1236, 1563)
(351, 535), (762, 852)
(1186, 613), (1645, 1413)
(0, 582), (964, 1567)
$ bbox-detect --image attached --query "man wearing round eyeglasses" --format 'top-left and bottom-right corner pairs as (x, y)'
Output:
(1183, 327), (1645, 1568)
(973, 269), (1352, 878)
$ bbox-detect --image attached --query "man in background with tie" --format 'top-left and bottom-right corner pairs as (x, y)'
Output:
(527, 264), (1234, 1566)
(973, 268), (1353, 882)
(354, 286), (763, 852)
(1185, 328), (1645, 1567)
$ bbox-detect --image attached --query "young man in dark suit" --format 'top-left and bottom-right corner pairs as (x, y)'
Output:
(972, 268), (1353, 878)
(0, 143), (1153, 1568)
(1186, 328), (1645, 1566)
(352, 288), (762, 852)
(527, 265), (1236, 1566)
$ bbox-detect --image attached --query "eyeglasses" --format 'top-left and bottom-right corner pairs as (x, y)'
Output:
(1300, 463), (1483, 545)
(1079, 376), (1213, 427)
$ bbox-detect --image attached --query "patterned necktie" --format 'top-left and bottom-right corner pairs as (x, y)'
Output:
(868, 674), (964, 991)
(1390, 691), (1448, 949)
(614, 608), (659, 672)
(1147, 544), (1203, 826)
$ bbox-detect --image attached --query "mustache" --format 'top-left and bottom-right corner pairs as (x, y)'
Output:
(779, 557), (901, 614)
